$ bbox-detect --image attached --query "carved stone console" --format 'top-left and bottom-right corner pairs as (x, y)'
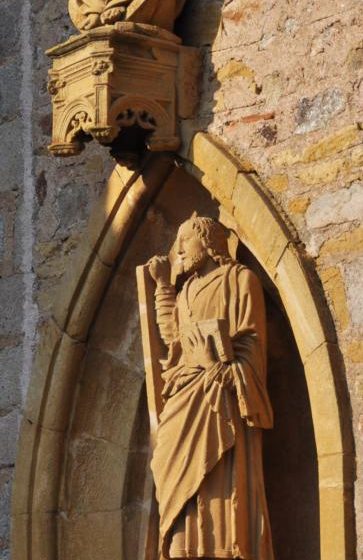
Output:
(47, 21), (199, 163)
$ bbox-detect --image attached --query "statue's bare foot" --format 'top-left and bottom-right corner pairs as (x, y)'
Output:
(101, 7), (126, 24)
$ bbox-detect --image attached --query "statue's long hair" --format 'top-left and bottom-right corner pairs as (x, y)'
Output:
(188, 212), (233, 266)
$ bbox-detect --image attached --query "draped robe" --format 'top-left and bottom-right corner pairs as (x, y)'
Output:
(151, 264), (274, 559)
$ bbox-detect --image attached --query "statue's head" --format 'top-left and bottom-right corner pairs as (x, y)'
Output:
(175, 213), (231, 275)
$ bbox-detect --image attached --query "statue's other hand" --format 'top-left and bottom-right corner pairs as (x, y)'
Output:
(148, 255), (171, 286)
(187, 328), (217, 370)
(100, 6), (126, 24)
(81, 13), (101, 29)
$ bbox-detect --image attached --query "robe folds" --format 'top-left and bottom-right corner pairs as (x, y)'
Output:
(151, 264), (274, 559)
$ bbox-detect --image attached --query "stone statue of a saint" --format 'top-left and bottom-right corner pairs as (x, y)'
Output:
(141, 214), (274, 559)
(68, 0), (187, 31)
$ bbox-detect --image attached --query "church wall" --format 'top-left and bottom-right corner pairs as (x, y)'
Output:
(0, 0), (361, 558)
(176, 0), (363, 553)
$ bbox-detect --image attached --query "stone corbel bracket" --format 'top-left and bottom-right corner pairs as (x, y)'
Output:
(46, 22), (200, 159)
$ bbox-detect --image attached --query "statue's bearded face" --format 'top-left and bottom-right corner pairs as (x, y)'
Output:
(175, 220), (208, 275)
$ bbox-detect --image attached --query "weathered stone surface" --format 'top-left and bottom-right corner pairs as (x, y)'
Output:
(301, 125), (361, 162)
(320, 266), (350, 331)
(320, 226), (363, 256)
(288, 196), (310, 215)
(60, 511), (122, 560)
(0, 410), (20, 466)
(64, 436), (127, 512)
(71, 348), (143, 447)
(0, 0), (21, 65)
(295, 88), (346, 134)
(232, 172), (290, 274)
(0, 346), (22, 413)
(0, 468), (12, 560)
(0, 58), (21, 125)
(306, 182), (363, 229)
(32, 428), (64, 512)
(0, 119), (23, 193)
(190, 133), (239, 210)
(275, 245), (329, 360)
(344, 256), (363, 328)
(265, 174), (288, 193)
(347, 340), (363, 364)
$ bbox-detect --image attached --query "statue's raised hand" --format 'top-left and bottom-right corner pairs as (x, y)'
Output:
(148, 256), (171, 287)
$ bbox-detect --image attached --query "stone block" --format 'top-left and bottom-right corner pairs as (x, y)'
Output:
(0, 468), (12, 558)
(0, 275), (23, 337)
(274, 245), (328, 360)
(12, 419), (36, 514)
(72, 348), (143, 446)
(86, 164), (137, 257)
(31, 513), (57, 557)
(302, 124), (361, 162)
(344, 256), (363, 327)
(0, 0), (21, 65)
(319, 225), (363, 256)
(0, 410), (20, 466)
(94, 155), (174, 266)
(11, 514), (28, 560)
(55, 182), (94, 237)
(265, 174), (288, 193)
(288, 196), (310, 215)
(0, 119), (23, 193)
(190, 133), (239, 210)
(0, 58), (21, 125)
(60, 511), (122, 560)
(320, 267), (350, 330)
(297, 157), (345, 186)
(41, 334), (86, 431)
(64, 436), (127, 513)
(0, 191), (17, 277)
(0, 346), (22, 412)
(66, 253), (112, 341)
(319, 485), (351, 560)
(318, 452), (354, 490)
(52, 238), (111, 340)
(217, 59), (255, 83)
(295, 87), (346, 134)
(304, 343), (348, 456)
(232, 172), (290, 275)
(306, 182), (363, 228)
(24, 318), (62, 426)
(32, 428), (65, 512)
(346, 340), (363, 363)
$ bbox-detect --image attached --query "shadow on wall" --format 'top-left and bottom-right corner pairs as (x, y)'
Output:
(238, 243), (320, 560)
(175, 0), (224, 131)
(118, 168), (320, 560)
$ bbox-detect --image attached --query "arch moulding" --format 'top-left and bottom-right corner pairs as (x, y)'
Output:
(12, 133), (355, 560)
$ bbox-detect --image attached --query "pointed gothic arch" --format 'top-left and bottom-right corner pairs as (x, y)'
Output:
(11, 134), (355, 560)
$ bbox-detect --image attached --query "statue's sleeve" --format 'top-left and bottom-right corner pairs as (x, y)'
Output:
(228, 266), (273, 429)
(154, 284), (177, 346)
(203, 266), (273, 429)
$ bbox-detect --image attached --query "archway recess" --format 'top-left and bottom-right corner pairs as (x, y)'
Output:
(12, 134), (354, 560)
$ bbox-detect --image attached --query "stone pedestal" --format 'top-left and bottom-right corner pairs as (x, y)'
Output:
(47, 22), (199, 159)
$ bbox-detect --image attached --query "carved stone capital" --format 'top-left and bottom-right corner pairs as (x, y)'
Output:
(47, 23), (200, 163)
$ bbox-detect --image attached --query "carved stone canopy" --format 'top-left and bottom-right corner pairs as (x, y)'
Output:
(47, 22), (199, 165)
